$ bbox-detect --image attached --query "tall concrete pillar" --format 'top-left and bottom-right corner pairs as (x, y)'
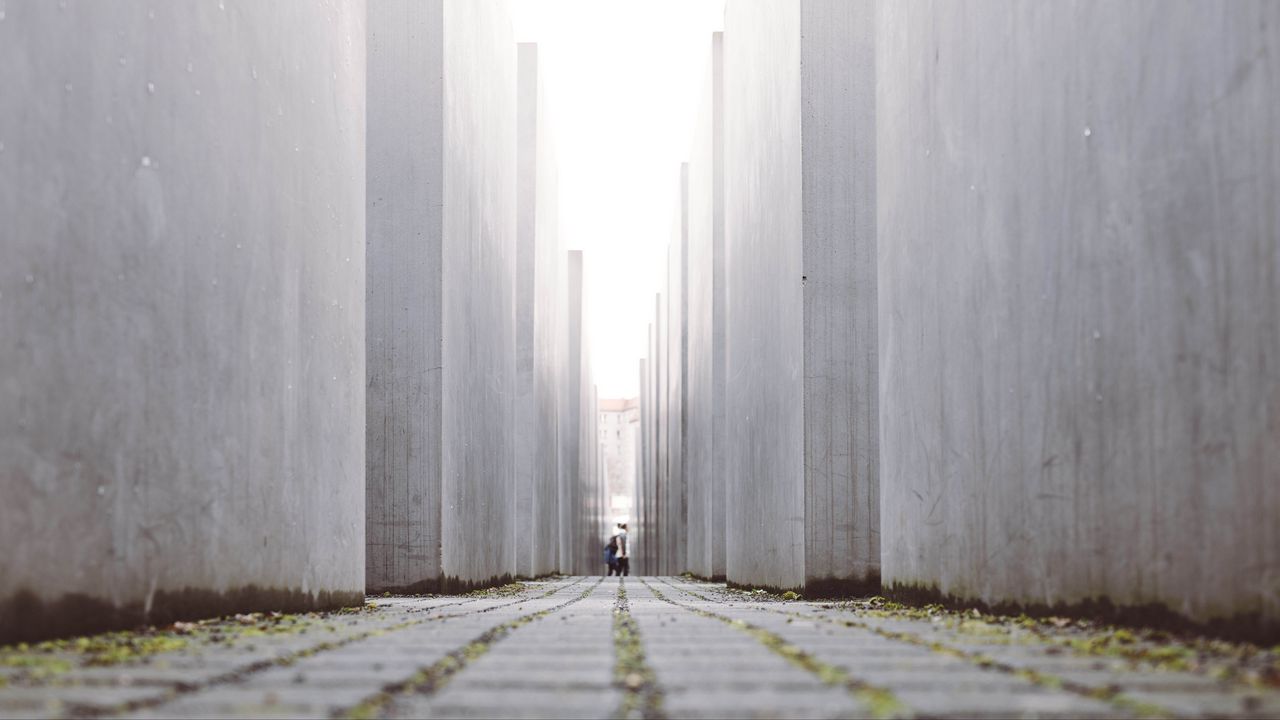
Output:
(724, 0), (879, 593)
(666, 169), (690, 577)
(367, 0), (517, 593)
(642, 321), (658, 574)
(879, 0), (1280, 638)
(686, 33), (726, 581)
(638, 358), (649, 572)
(654, 291), (668, 573)
(0, 2), (366, 643)
(515, 43), (562, 580)
(561, 250), (585, 573)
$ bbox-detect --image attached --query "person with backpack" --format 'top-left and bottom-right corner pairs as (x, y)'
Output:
(603, 533), (618, 575)
(612, 523), (629, 577)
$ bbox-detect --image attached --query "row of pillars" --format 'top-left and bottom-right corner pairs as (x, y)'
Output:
(0, 1), (606, 644)
(634, 0), (1279, 642)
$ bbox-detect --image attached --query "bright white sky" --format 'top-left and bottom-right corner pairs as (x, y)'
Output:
(511, 0), (725, 401)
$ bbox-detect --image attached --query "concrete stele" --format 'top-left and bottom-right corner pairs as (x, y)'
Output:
(878, 0), (1280, 635)
(0, 1), (366, 642)
(368, 0), (518, 592)
(723, 0), (879, 593)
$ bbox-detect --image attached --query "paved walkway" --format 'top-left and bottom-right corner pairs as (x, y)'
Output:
(2, 577), (1278, 718)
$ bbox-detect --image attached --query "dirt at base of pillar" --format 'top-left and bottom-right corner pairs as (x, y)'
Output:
(886, 581), (1280, 647)
(366, 573), (521, 597)
(723, 572), (883, 600)
(0, 585), (364, 646)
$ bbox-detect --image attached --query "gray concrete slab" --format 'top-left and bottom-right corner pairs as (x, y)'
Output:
(0, 0), (366, 643)
(685, 34), (726, 582)
(722, 0), (879, 593)
(367, 0), (518, 592)
(877, 0), (1280, 630)
(515, 43), (564, 581)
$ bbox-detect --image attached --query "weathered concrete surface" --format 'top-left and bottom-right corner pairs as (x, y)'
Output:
(514, 43), (537, 581)
(638, 359), (650, 571)
(562, 251), (600, 575)
(654, 291), (669, 575)
(0, 2), (366, 642)
(366, 0), (442, 594)
(685, 33), (726, 581)
(878, 0), (1280, 632)
(799, 0), (879, 592)
(723, 0), (879, 593)
(439, 0), (517, 589)
(665, 172), (690, 577)
(368, 0), (516, 592)
(640, 323), (659, 575)
(515, 43), (563, 580)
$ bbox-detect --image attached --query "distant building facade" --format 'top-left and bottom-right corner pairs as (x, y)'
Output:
(599, 397), (639, 524)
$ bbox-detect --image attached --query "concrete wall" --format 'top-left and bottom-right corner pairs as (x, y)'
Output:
(516, 43), (563, 579)
(638, 358), (649, 569)
(723, 0), (878, 592)
(800, 0), (879, 592)
(560, 251), (603, 575)
(439, 0), (517, 588)
(879, 0), (1280, 633)
(0, 2), (366, 642)
(640, 323), (658, 574)
(561, 251), (588, 573)
(654, 291), (669, 574)
(514, 43), (537, 580)
(367, 0), (443, 594)
(368, 0), (516, 592)
(666, 171), (690, 576)
(685, 33), (726, 580)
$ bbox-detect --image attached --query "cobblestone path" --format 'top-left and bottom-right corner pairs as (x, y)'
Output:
(2, 576), (1278, 719)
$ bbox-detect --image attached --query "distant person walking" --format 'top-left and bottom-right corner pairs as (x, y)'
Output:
(611, 523), (629, 577)
(603, 532), (619, 576)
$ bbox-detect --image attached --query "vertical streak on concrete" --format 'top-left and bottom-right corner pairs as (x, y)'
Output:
(532, 69), (563, 579)
(639, 358), (649, 571)
(516, 41), (563, 580)
(709, 32), (728, 582)
(514, 43), (537, 580)
(654, 292), (667, 574)
(800, 0), (879, 590)
(687, 32), (726, 580)
(645, 320), (658, 574)
(0, 2), (366, 642)
(676, 164), (691, 575)
(562, 250), (584, 573)
(367, 0), (442, 593)
(879, 0), (1279, 631)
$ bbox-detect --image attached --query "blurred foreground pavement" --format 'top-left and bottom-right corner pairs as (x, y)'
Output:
(2, 576), (1278, 719)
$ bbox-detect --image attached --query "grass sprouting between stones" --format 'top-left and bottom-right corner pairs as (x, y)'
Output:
(665, 579), (1174, 719)
(1, 578), (582, 719)
(641, 580), (906, 720)
(612, 582), (664, 720)
(676, 577), (1280, 692)
(0, 607), (383, 684)
(342, 580), (600, 720)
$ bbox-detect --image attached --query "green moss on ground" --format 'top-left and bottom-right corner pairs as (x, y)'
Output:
(644, 581), (906, 719)
(612, 583), (664, 719)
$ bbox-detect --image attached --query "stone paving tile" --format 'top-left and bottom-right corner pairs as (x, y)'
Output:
(650, 578), (1135, 718)
(387, 579), (620, 720)
(660, 577), (1280, 719)
(4, 576), (1280, 719)
(627, 582), (865, 719)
